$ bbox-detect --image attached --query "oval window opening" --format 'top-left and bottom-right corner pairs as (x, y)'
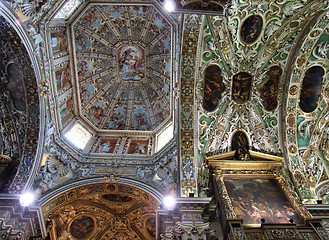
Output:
(203, 65), (225, 112)
(300, 66), (324, 113)
(241, 15), (263, 44)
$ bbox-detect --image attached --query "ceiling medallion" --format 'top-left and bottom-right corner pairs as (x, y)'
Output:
(117, 44), (145, 81)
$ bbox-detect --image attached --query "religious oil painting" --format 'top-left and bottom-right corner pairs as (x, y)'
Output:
(118, 45), (145, 81)
(102, 193), (133, 202)
(70, 215), (95, 239)
(203, 65), (225, 112)
(6, 63), (26, 111)
(300, 66), (324, 113)
(232, 72), (252, 104)
(259, 66), (282, 111)
(55, 66), (71, 91)
(97, 138), (118, 153)
(127, 140), (148, 154)
(224, 178), (303, 225)
(60, 97), (74, 124)
(231, 131), (250, 160)
(241, 15), (263, 44)
(51, 32), (67, 53)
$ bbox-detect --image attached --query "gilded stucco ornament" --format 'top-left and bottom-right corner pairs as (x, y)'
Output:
(284, 4), (329, 202)
(38, 79), (48, 97)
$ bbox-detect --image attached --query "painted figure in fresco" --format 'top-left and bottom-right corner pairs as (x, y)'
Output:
(69, 216), (95, 239)
(81, 9), (98, 26)
(56, 66), (70, 91)
(133, 109), (148, 129)
(76, 34), (88, 50)
(80, 87), (89, 103)
(100, 143), (112, 153)
(61, 98), (74, 122)
(109, 110), (125, 129)
(90, 105), (103, 120)
(78, 60), (89, 77)
(98, 139), (116, 153)
(51, 33), (67, 52)
(128, 141), (147, 154)
(118, 46), (144, 80)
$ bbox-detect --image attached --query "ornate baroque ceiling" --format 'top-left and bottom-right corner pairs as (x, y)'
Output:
(2, 0), (329, 238)
(47, 1), (175, 156)
(43, 182), (160, 240)
(71, 4), (172, 132)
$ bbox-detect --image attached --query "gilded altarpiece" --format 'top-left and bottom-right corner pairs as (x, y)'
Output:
(206, 151), (329, 240)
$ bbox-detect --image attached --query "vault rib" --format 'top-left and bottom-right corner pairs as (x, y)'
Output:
(75, 25), (112, 47)
(137, 87), (156, 129)
(79, 68), (113, 86)
(123, 6), (132, 39)
(96, 6), (122, 40)
(76, 51), (115, 60)
(148, 28), (170, 49)
(80, 80), (117, 114)
(139, 10), (155, 42)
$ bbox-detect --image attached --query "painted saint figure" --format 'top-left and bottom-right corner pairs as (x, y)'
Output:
(118, 45), (145, 81)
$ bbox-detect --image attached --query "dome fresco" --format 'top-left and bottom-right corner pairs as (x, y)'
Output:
(72, 4), (172, 132)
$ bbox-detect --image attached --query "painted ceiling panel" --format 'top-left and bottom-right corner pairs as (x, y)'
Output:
(72, 4), (172, 132)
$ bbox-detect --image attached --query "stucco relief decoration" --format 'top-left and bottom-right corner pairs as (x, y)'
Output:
(0, 17), (40, 193)
(197, 1), (325, 182)
(180, 14), (201, 196)
(285, 8), (329, 202)
(30, 1), (178, 192)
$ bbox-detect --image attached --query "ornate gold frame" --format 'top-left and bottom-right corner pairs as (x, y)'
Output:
(206, 151), (311, 227)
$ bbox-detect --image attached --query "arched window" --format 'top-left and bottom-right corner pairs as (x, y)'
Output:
(203, 65), (225, 112)
(300, 66), (324, 113)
